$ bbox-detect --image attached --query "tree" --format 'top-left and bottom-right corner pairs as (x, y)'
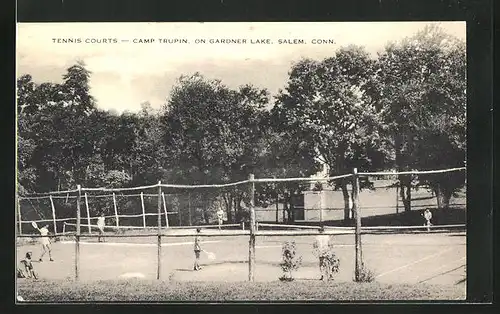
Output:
(17, 61), (102, 192)
(253, 122), (321, 223)
(375, 25), (466, 210)
(162, 73), (270, 223)
(61, 60), (96, 115)
(273, 46), (389, 221)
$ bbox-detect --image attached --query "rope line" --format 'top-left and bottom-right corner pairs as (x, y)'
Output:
(18, 167), (466, 196)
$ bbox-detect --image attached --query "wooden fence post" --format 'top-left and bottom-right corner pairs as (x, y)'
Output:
(49, 195), (57, 234)
(248, 174), (256, 282)
(113, 192), (119, 227)
(352, 168), (363, 281)
(17, 197), (22, 235)
(157, 181), (162, 280)
(162, 192), (169, 228)
(76, 185), (82, 281)
(140, 192), (146, 228)
(84, 193), (91, 233)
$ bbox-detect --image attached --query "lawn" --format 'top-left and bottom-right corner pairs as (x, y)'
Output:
(17, 279), (466, 302)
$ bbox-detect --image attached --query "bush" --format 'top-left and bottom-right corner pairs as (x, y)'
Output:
(356, 264), (376, 283)
(279, 241), (302, 281)
(320, 251), (340, 280)
(313, 238), (340, 281)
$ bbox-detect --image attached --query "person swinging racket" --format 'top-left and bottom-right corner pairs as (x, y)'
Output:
(33, 223), (54, 262)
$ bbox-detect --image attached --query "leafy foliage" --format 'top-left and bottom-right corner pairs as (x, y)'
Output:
(356, 264), (376, 283)
(161, 74), (271, 222)
(279, 241), (302, 281)
(273, 46), (391, 220)
(374, 25), (466, 209)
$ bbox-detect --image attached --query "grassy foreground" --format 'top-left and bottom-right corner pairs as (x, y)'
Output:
(17, 279), (465, 302)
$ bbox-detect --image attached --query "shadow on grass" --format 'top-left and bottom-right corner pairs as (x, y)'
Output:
(264, 206), (466, 228)
(175, 260), (320, 271)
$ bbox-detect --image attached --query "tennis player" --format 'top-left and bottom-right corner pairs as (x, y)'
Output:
(37, 225), (53, 262)
(423, 209), (433, 231)
(17, 252), (37, 279)
(97, 213), (106, 242)
(216, 209), (224, 230)
(313, 226), (333, 280)
(193, 228), (202, 270)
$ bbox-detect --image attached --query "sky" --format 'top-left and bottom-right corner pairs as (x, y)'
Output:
(17, 22), (466, 113)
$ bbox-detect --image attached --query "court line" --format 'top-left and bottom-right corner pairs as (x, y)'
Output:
(416, 257), (466, 283)
(375, 247), (456, 278)
(58, 240), (221, 247)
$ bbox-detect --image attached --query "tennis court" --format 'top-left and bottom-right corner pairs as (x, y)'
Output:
(16, 226), (466, 286)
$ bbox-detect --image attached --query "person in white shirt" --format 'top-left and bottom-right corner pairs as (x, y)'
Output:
(423, 209), (433, 231)
(36, 225), (53, 262)
(97, 213), (106, 242)
(313, 226), (334, 280)
(216, 209), (224, 230)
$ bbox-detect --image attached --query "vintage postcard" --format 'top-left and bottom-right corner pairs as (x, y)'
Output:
(16, 22), (466, 302)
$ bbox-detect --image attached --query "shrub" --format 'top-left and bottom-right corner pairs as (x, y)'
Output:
(356, 264), (376, 283)
(321, 251), (340, 280)
(279, 241), (302, 281)
(313, 238), (340, 281)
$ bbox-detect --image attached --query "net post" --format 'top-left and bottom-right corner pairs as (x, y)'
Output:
(49, 195), (58, 235)
(140, 192), (146, 228)
(162, 192), (169, 228)
(84, 192), (91, 234)
(248, 174), (256, 282)
(157, 181), (162, 280)
(75, 185), (81, 281)
(63, 222), (66, 234)
(112, 192), (119, 227)
(17, 197), (22, 235)
(352, 168), (363, 281)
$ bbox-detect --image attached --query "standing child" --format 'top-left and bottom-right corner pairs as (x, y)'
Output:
(36, 225), (53, 262)
(97, 213), (106, 242)
(216, 208), (224, 230)
(193, 228), (202, 270)
(313, 226), (334, 280)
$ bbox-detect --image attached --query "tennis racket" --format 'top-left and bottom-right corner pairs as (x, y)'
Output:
(31, 221), (39, 230)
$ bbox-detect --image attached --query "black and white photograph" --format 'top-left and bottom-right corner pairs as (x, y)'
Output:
(16, 22), (467, 302)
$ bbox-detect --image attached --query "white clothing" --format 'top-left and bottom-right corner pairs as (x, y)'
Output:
(217, 210), (224, 223)
(314, 234), (332, 255)
(39, 227), (50, 246)
(424, 211), (432, 221)
(97, 216), (105, 229)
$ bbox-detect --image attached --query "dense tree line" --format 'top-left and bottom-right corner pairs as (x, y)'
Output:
(17, 26), (465, 223)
